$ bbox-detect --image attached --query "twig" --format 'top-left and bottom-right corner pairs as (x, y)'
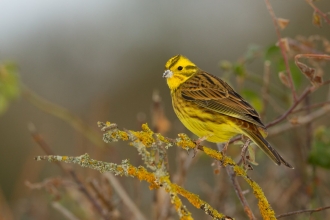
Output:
(306, 0), (330, 25)
(264, 0), (297, 101)
(29, 123), (68, 174)
(260, 60), (271, 119)
(69, 170), (109, 220)
(99, 122), (273, 219)
(103, 173), (147, 220)
(89, 179), (115, 215)
(52, 202), (80, 220)
(23, 85), (105, 147)
(269, 103), (330, 136)
(0, 186), (14, 220)
(228, 87), (312, 145)
(226, 166), (256, 220)
(266, 87), (312, 128)
(291, 100), (330, 114)
(295, 53), (330, 61)
(286, 37), (324, 54)
(30, 125), (110, 220)
(276, 205), (330, 219)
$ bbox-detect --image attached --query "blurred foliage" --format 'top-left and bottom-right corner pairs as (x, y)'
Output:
(308, 126), (330, 169)
(0, 62), (20, 115)
(265, 44), (303, 89)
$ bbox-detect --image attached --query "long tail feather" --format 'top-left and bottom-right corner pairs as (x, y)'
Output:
(243, 129), (294, 168)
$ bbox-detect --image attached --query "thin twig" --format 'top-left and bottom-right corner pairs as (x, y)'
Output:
(52, 202), (80, 220)
(295, 53), (330, 61)
(29, 123), (68, 174)
(266, 87), (312, 128)
(286, 37), (324, 54)
(228, 86), (313, 145)
(103, 173), (147, 220)
(30, 125), (110, 220)
(226, 166), (256, 220)
(89, 179), (115, 214)
(70, 170), (109, 219)
(23, 85), (105, 147)
(306, 0), (330, 25)
(260, 60), (271, 119)
(264, 0), (297, 101)
(269, 104), (330, 136)
(291, 100), (330, 114)
(0, 186), (14, 220)
(276, 205), (330, 219)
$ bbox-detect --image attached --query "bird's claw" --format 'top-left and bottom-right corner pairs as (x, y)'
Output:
(192, 136), (208, 158)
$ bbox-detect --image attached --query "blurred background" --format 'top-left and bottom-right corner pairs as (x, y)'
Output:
(1, 1), (330, 219)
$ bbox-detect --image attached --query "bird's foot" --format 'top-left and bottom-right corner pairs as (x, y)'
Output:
(192, 136), (208, 158)
(240, 139), (253, 170)
(221, 141), (230, 155)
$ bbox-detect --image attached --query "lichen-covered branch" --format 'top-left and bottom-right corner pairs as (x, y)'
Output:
(35, 154), (231, 220)
(97, 122), (276, 220)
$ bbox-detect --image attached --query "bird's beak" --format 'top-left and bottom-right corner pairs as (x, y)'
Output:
(163, 70), (173, 78)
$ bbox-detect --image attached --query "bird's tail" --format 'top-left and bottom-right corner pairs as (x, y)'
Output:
(243, 129), (294, 169)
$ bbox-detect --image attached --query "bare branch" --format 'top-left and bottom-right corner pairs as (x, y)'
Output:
(269, 103), (330, 136)
(264, 0), (297, 101)
(276, 205), (330, 219)
(30, 125), (110, 220)
(103, 173), (147, 220)
(226, 166), (256, 220)
(52, 202), (80, 220)
(306, 0), (330, 25)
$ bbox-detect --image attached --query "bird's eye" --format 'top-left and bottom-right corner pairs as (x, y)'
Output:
(178, 66), (183, 71)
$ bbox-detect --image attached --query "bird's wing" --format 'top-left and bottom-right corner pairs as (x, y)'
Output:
(180, 70), (266, 128)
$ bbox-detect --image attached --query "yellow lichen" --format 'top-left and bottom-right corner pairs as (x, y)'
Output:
(97, 121), (276, 219)
(118, 130), (129, 141)
(176, 133), (195, 150)
(130, 124), (155, 147)
(203, 147), (223, 161)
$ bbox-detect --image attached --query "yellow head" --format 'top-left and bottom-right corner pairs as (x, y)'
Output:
(163, 55), (198, 91)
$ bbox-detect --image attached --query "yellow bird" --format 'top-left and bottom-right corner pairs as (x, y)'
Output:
(163, 55), (293, 168)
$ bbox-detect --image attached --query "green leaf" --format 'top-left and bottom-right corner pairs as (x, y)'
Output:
(233, 63), (246, 77)
(290, 61), (303, 89)
(264, 44), (303, 89)
(264, 44), (281, 61)
(308, 126), (330, 169)
(0, 62), (20, 116)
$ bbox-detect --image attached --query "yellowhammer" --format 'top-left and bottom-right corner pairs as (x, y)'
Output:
(163, 54), (293, 168)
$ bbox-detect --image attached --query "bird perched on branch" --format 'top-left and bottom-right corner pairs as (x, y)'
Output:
(163, 54), (293, 168)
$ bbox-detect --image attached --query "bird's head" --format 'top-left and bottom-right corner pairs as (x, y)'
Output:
(163, 55), (198, 91)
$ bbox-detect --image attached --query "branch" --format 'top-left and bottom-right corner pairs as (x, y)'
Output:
(35, 154), (232, 220)
(98, 122), (276, 220)
(264, 0), (297, 101)
(291, 100), (330, 114)
(269, 103), (330, 136)
(23, 85), (105, 147)
(276, 205), (330, 219)
(29, 124), (110, 220)
(103, 173), (147, 220)
(306, 0), (330, 25)
(226, 166), (256, 220)
(266, 87), (312, 128)
(52, 202), (80, 220)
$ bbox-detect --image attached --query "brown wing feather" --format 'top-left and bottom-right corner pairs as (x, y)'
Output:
(180, 70), (265, 128)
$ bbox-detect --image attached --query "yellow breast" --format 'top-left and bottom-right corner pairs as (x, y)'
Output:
(171, 90), (240, 143)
